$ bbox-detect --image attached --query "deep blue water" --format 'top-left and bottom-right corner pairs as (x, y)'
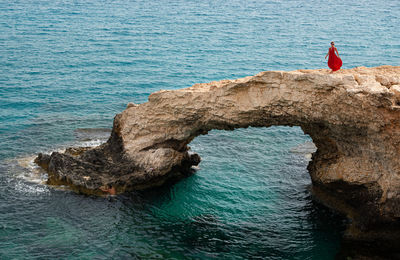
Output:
(1, 0), (399, 259)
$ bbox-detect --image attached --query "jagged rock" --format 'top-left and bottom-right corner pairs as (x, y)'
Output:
(390, 85), (400, 103)
(34, 153), (51, 172)
(36, 66), (400, 238)
(64, 147), (92, 156)
(126, 102), (137, 109)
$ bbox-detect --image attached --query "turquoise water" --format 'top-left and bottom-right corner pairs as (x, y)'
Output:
(1, 0), (399, 259)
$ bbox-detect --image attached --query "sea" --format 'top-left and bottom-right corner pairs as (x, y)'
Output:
(0, 0), (399, 259)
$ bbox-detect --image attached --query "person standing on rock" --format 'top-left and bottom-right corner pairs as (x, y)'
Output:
(325, 41), (342, 72)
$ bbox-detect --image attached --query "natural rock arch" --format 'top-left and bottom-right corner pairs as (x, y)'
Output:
(36, 66), (400, 236)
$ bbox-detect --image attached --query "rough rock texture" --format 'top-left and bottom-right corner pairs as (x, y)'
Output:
(36, 66), (400, 231)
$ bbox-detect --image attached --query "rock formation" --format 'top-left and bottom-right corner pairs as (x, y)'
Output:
(36, 65), (400, 242)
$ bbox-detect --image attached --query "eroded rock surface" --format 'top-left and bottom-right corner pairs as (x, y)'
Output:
(36, 66), (400, 230)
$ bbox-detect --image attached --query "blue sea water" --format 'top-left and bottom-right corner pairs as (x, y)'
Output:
(0, 0), (399, 259)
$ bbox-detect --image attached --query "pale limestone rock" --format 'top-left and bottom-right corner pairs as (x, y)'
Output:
(36, 66), (400, 228)
(126, 102), (137, 108)
(389, 85), (400, 101)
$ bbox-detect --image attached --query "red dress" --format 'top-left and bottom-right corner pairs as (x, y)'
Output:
(327, 47), (342, 71)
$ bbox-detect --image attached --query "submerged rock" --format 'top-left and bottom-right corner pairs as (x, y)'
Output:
(36, 66), (400, 243)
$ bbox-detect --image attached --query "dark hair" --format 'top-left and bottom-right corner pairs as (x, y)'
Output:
(331, 41), (334, 45)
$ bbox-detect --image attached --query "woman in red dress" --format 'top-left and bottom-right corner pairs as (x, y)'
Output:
(325, 41), (342, 72)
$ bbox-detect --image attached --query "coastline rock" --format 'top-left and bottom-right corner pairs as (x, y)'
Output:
(36, 66), (400, 238)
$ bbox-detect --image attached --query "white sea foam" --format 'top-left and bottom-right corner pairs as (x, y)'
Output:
(15, 155), (47, 184)
(76, 139), (106, 147)
(12, 137), (107, 188)
(14, 179), (49, 194)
